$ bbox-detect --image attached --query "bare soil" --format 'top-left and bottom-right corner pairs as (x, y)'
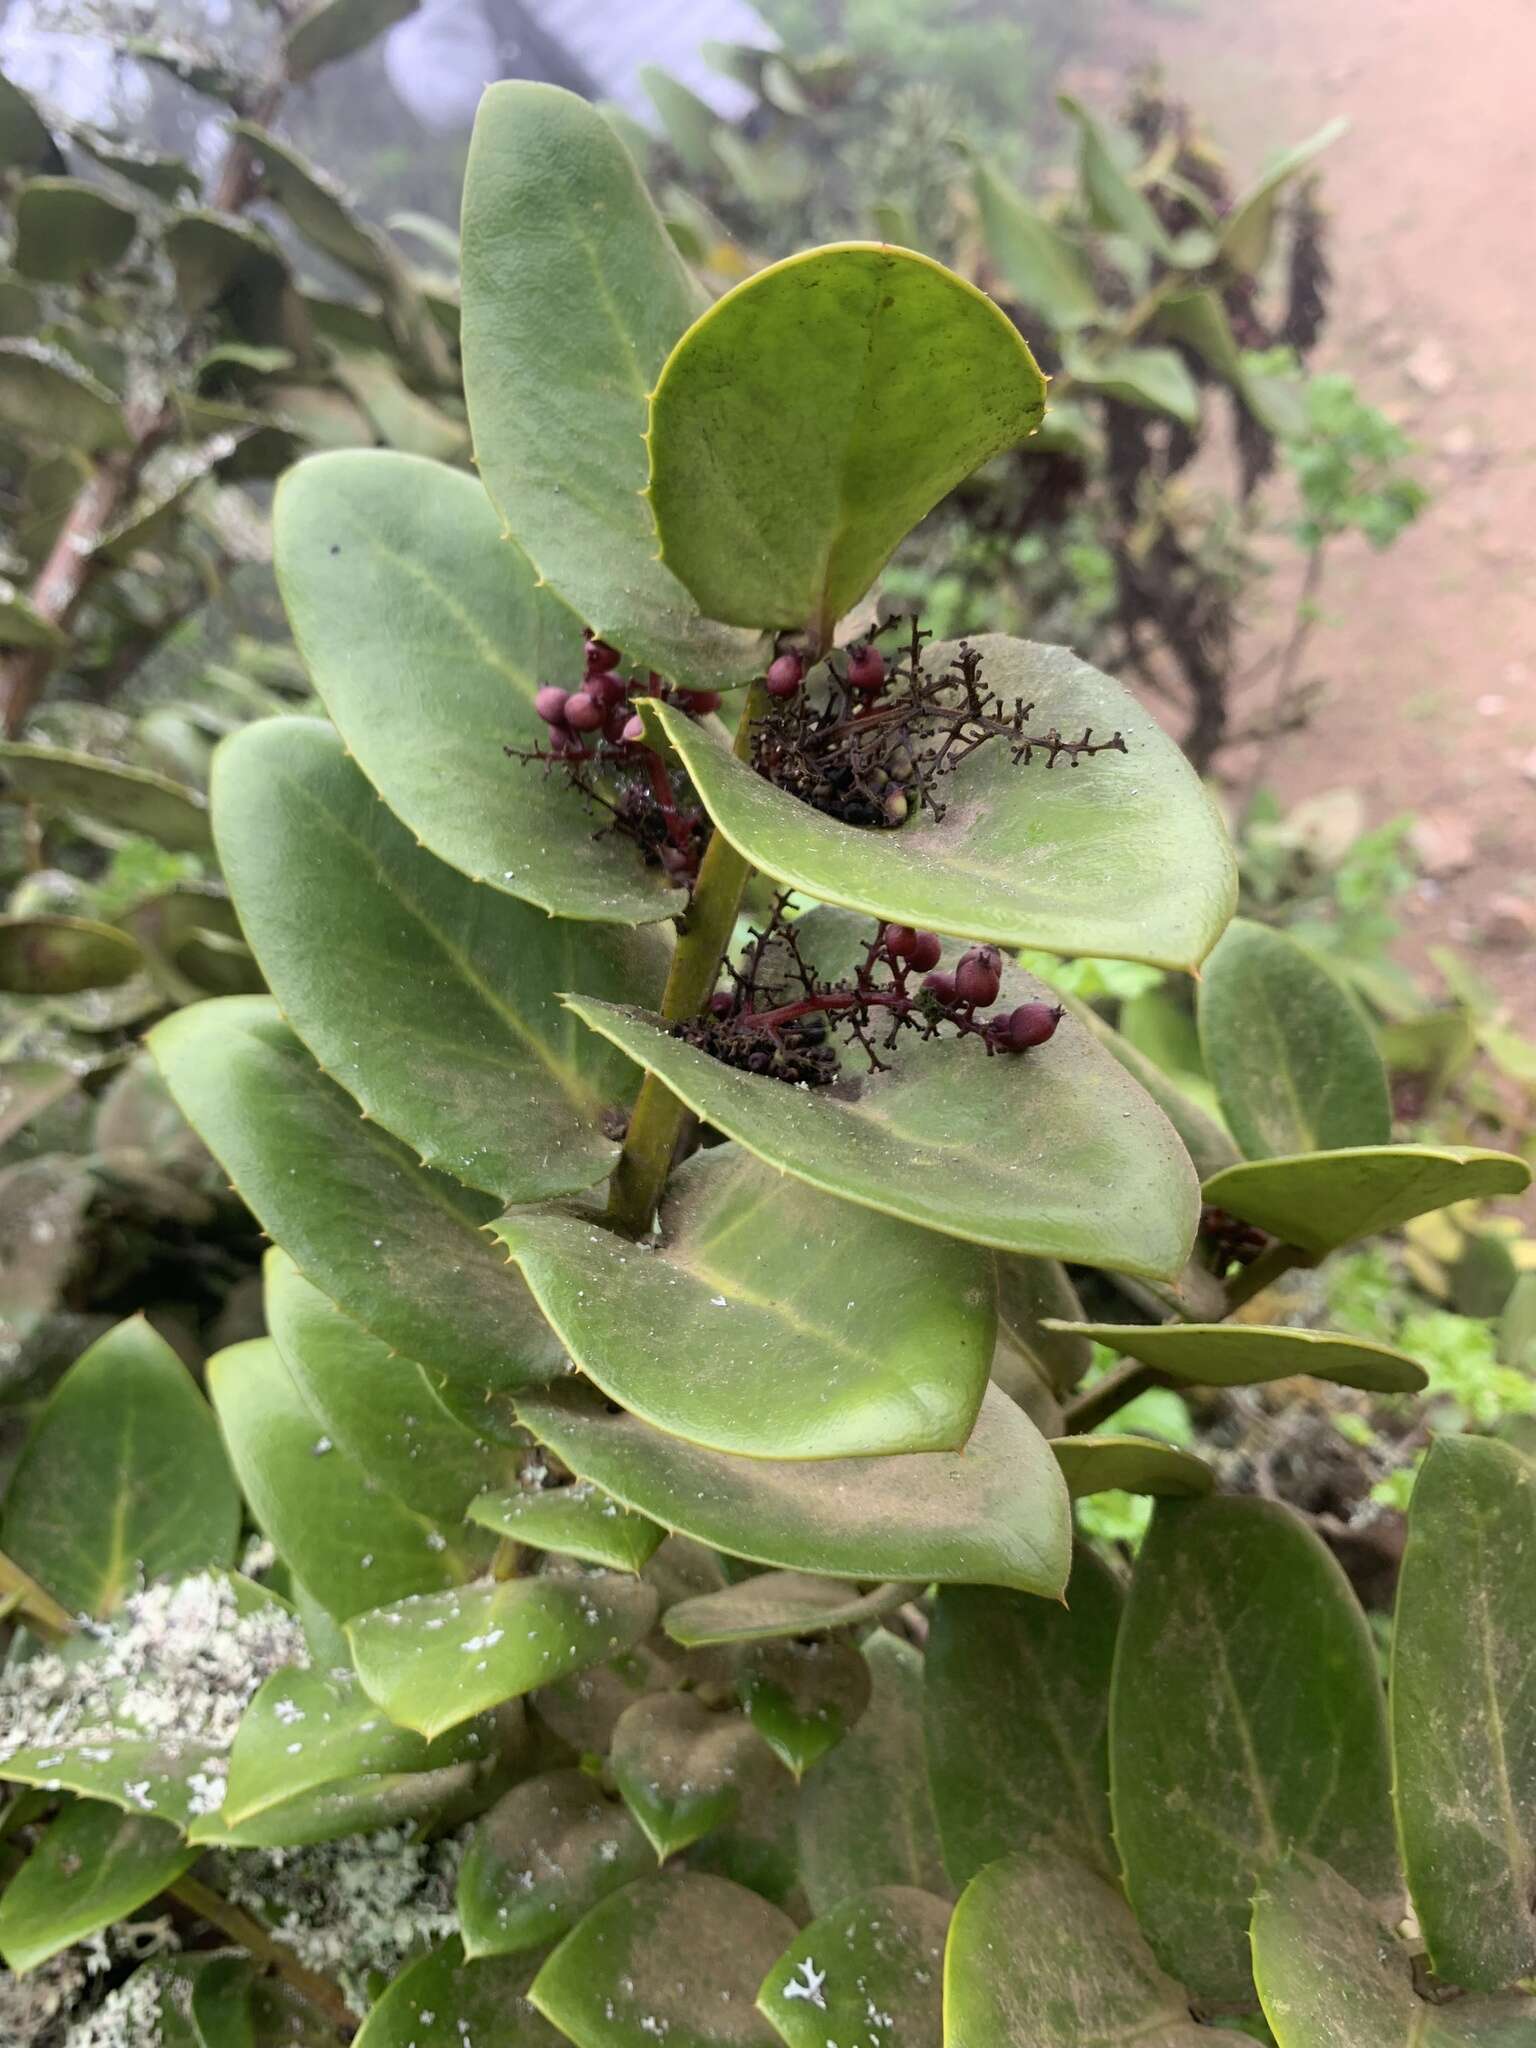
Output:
(1094, 0), (1536, 1004)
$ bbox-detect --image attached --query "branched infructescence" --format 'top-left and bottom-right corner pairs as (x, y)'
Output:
(673, 894), (1063, 1083)
(504, 633), (716, 884)
(752, 618), (1128, 827)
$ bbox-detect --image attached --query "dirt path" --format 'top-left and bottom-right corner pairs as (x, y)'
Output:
(1094, 0), (1536, 1002)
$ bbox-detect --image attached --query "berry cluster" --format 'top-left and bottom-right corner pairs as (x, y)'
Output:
(754, 619), (1129, 830)
(674, 897), (1063, 1084)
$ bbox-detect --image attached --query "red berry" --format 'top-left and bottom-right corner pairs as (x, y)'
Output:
(621, 713), (647, 744)
(604, 705), (634, 743)
(709, 990), (734, 1017)
(954, 945), (1003, 1008)
(585, 637), (622, 674)
(585, 671), (628, 710)
(922, 969), (957, 1003)
(1003, 1002), (1062, 1051)
(549, 727), (587, 758)
(675, 688), (722, 716)
(909, 930), (943, 971)
(564, 691), (604, 731)
(534, 686), (570, 726)
(766, 653), (805, 698)
(845, 644), (886, 692)
(883, 923), (918, 960)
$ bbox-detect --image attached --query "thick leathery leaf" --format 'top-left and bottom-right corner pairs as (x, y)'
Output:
(926, 1551), (1122, 1885)
(1051, 1434), (1212, 1497)
(191, 1753), (488, 1851)
(648, 244), (1046, 641)
(353, 1943), (560, 2048)
(945, 1849), (1210, 2048)
(271, 449), (678, 924)
(994, 1255), (1091, 1397)
(1251, 1855), (1536, 2048)
(0, 1801), (194, 1971)
(283, 0), (420, 80)
(215, 718), (667, 1201)
(1072, 993), (1240, 1181)
(150, 998), (563, 1390)
(0, 70), (57, 170)
(566, 979), (1198, 1280)
(0, 1058), (77, 1144)
(232, 123), (398, 289)
(1221, 121), (1347, 276)
(263, 1252), (515, 1525)
(738, 1637), (870, 1778)
(72, 132), (195, 203)
(13, 176), (136, 282)
(1053, 1321), (1428, 1395)
(495, 1147), (992, 1460)
(467, 1484), (665, 1575)
(1390, 1437), (1536, 1991)
(221, 1664), (492, 1825)
(1059, 94), (1176, 255)
(640, 633), (1235, 968)
(208, 1338), (482, 1620)
(0, 743), (211, 848)
(460, 82), (769, 686)
(611, 1693), (771, 1858)
(530, 1873), (795, 2047)
(664, 1574), (914, 1649)
(798, 1633), (948, 1913)
(0, 339), (129, 452)
(2, 1315), (239, 1618)
(1110, 1497), (1398, 2005)
(1064, 341), (1200, 423)
(759, 1887), (949, 2047)
(1203, 1146), (1532, 1257)
(189, 1954), (259, 2047)
(517, 1381), (1070, 1596)
(972, 159), (1098, 328)
(0, 914), (143, 995)
(458, 1770), (651, 1957)
(0, 588), (68, 649)
(346, 1575), (659, 1740)
(1198, 919), (1391, 1159)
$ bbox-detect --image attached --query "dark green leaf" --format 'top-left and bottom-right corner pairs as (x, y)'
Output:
(518, 1381), (1070, 1596)
(994, 1256), (1091, 1397)
(13, 177), (136, 283)
(737, 1637), (870, 1779)
(664, 1573), (914, 1649)
(1069, 991), (1241, 1182)
(758, 1886), (949, 2047)
(458, 1769), (651, 1958)
(150, 998), (564, 1390)
(1203, 1146), (1532, 1257)
(0, 743), (212, 849)
(1391, 1437), (1536, 1991)
(283, 0), (420, 81)
(353, 1941), (560, 2048)
(1052, 1433), (1212, 1497)
(0, 339), (128, 452)
(611, 1692), (773, 1858)
(0, 914), (143, 995)
(0, 69), (58, 171)
(461, 82), (770, 686)
(2, 1315), (239, 1618)
(1111, 1497), (1398, 2005)
(1053, 1321), (1428, 1395)
(467, 1485), (665, 1576)
(71, 131), (195, 201)
(1198, 919), (1391, 1158)
(0, 1800), (194, 1972)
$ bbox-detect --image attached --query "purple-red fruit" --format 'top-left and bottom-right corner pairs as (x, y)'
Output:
(954, 945), (1003, 1008)
(585, 637), (622, 674)
(883, 924), (918, 960)
(675, 688), (722, 716)
(534, 686), (570, 726)
(845, 644), (887, 692)
(620, 713), (647, 744)
(766, 652), (805, 698)
(908, 930), (943, 971)
(564, 692), (604, 732)
(585, 671), (628, 710)
(548, 727), (587, 759)
(1003, 1002), (1062, 1050)
(709, 990), (735, 1017)
(922, 969), (958, 1002)
(605, 705), (634, 744)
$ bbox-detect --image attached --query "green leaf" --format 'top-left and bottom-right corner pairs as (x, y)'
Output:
(220, 1662), (492, 1828)
(354, 1942), (560, 2048)
(1110, 1496), (1398, 2005)
(214, 718), (668, 1202)
(346, 1574), (660, 1740)
(945, 1848), (1210, 2048)
(565, 979), (1198, 1281)
(71, 131), (195, 202)
(461, 82), (770, 687)
(1391, 1437), (1536, 1991)
(263, 1252), (515, 1527)
(972, 160), (1098, 329)
(1203, 1146), (1532, 1257)
(458, 1769), (651, 1958)
(664, 1573), (914, 1649)
(0, 339), (129, 453)
(1221, 121), (1346, 277)
(2, 1315), (239, 1618)
(0, 1800), (194, 1972)
(1052, 1322), (1428, 1396)
(0, 1057), (77, 1145)
(0, 586), (68, 650)
(13, 177), (136, 283)
(150, 998), (563, 1390)
(1053, 1434), (1212, 1497)
(232, 123), (396, 289)
(271, 450), (679, 926)
(1198, 919), (1391, 1158)
(994, 1257), (1091, 1397)
(496, 1148), (992, 1460)
(1061, 342), (1201, 425)
(798, 1632), (948, 1913)
(0, 69), (58, 171)
(1070, 994), (1240, 1182)
(530, 1873), (795, 2047)
(759, 1887), (949, 2047)
(640, 65), (721, 176)
(467, 1484), (665, 1576)
(0, 743), (212, 849)
(209, 1337), (483, 1619)
(647, 244), (1045, 642)
(640, 634), (1235, 969)
(612, 1692), (773, 1858)
(1059, 94), (1173, 255)
(926, 1550), (1122, 1886)
(517, 1381), (1070, 1596)
(283, 0), (420, 81)
(1251, 1855), (1536, 2048)
(738, 1637), (870, 1779)
(190, 1954), (259, 2048)
(162, 210), (289, 319)
(0, 914), (143, 995)
(332, 348), (467, 460)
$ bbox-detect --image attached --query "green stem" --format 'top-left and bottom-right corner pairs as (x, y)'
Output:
(0, 1547), (75, 1641)
(167, 1874), (358, 2032)
(1223, 1239), (1313, 1313)
(606, 692), (760, 1236)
